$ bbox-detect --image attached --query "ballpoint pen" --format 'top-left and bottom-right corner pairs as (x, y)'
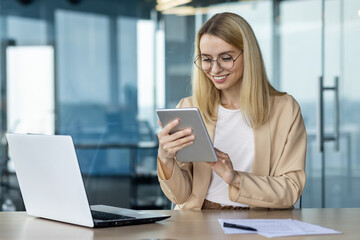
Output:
(223, 222), (258, 231)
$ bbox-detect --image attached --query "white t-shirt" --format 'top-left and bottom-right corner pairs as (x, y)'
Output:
(205, 105), (254, 207)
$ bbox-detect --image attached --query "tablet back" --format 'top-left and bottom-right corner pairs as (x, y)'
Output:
(157, 108), (217, 162)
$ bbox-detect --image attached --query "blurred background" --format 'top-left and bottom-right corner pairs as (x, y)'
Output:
(0, 0), (359, 211)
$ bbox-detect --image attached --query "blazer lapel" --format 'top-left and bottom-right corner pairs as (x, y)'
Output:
(252, 117), (271, 176)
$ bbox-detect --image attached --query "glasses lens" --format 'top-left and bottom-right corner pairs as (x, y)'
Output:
(218, 53), (234, 70)
(195, 55), (211, 71)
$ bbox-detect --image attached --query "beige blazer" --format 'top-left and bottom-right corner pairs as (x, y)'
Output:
(157, 94), (307, 209)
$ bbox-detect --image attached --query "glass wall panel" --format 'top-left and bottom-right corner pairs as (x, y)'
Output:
(325, 0), (360, 207)
(7, 16), (47, 45)
(280, 0), (322, 207)
(55, 10), (129, 177)
(117, 17), (137, 108)
(56, 10), (110, 130)
(163, 13), (194, 108)
(0, 0), (163, 211)
(0, 13), (52, 211)
(280, 0), (360, 207)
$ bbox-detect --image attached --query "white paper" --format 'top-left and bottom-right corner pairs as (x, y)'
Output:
(219, 219), (342, 238)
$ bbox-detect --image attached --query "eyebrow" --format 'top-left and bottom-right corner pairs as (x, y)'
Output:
(200, 50), (236, 57)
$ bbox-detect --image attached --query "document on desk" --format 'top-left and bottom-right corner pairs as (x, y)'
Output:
(218, 219), (342, 238)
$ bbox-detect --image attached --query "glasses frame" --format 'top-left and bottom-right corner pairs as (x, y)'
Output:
(194, 50), (243, 72)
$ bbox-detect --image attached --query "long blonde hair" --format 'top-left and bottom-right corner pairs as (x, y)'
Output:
(192, 12), (282, 128)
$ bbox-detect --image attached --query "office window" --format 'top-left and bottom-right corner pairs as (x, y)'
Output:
(56, 9), (110, 114)
(6, 46), (55, 135)
(137, 19), (155, 127)
(55, 10), (133, 175)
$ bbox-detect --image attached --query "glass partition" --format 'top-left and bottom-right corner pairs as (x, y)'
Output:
(280, 0), (360, 207)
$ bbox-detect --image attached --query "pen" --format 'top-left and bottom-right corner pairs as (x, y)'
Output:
(223, 222), (257, 231)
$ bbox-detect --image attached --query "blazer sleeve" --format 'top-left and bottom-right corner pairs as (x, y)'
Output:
(157, 97), (195, 204)
(228, 96), (307, 208)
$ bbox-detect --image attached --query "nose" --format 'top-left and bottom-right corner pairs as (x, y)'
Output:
(210, 60), (223, 73)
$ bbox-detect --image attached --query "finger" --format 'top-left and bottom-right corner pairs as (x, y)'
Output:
(158, 119), (179, 136)
(222, 158), (234, 171)
(167, 128), (193, 142)
(158, 128), (194, 153)
(164, 140), (194, 156)
(164, 134), (195, 150)
(158, 119), (163, 128)
(215, 150), (229, 159)
(214, 148), (227, 156)
(214, 147), (221, 154)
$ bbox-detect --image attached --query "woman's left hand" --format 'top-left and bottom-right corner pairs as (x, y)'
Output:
(208, 148), (240, 186)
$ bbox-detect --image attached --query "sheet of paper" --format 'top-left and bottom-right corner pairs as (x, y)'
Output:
(218, 219), (342, 238)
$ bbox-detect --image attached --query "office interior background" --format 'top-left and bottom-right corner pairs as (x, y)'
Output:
(0, 0), (359, 211)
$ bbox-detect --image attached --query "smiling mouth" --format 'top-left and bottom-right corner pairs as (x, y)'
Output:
(212, 74), (229, 82)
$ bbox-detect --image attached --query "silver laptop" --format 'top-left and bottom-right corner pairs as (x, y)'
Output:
(6, 133), (170, 228)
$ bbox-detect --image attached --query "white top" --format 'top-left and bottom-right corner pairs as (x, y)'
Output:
(205, 105), (254, 207)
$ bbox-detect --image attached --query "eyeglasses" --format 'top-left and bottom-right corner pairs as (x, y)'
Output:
(194, 50), (243, 72)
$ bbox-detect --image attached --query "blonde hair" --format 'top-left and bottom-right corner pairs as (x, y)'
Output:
(192, 12), (282, 128)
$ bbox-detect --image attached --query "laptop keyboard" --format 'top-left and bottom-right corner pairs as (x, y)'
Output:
(91, 210), (135, 221)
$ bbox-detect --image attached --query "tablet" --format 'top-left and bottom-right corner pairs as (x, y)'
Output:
(156, 107), (217, 162)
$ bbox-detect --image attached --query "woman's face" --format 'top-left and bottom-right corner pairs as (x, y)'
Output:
(199, 34), (244, 93)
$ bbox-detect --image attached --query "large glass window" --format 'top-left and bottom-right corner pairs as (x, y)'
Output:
(56, 10), (110, 133)
(0, 1), (164, 211)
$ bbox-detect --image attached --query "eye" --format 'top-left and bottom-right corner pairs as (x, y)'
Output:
(220, 54), (233, 62)
(201, 56), (212, 62)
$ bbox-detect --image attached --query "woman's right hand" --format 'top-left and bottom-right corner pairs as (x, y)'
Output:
(157, 119), (195, 178)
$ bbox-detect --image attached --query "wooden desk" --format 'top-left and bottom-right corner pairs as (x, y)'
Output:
(0, 208), (358, 239)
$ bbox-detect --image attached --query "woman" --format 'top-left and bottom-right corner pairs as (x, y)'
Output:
(157, 12), (306, 210)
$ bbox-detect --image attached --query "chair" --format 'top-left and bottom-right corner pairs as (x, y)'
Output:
(294, 195), (303, 209)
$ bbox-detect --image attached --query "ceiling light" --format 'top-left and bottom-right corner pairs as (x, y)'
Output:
(162, 6), (208, 16)
(156, 0), (192, 12)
